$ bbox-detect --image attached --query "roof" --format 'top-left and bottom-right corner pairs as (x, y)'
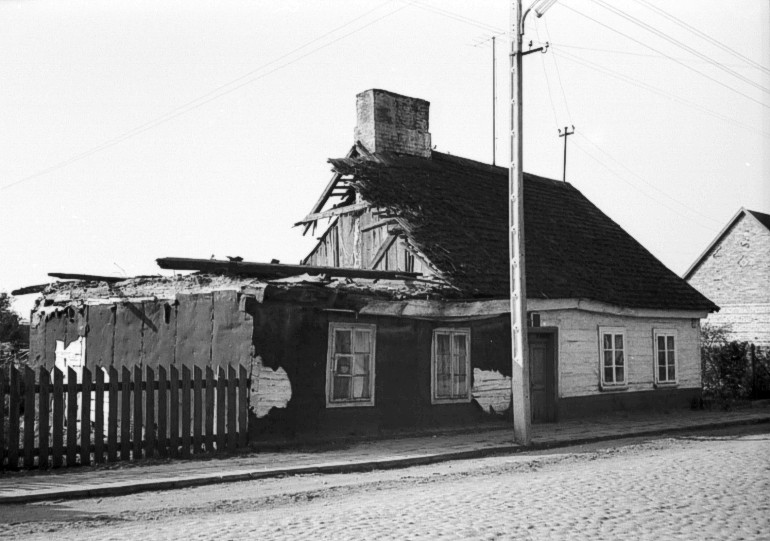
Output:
(683, 207), (770, 280)
(329, 151), (718, 312)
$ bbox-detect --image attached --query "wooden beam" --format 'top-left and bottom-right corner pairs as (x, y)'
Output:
(361, 219), (396, 233)
(48, 273), (124, 284)
(156, 257), (420, 281)
(11, 283), (59, 296)
(369, 235), (397, 270)
(294, 201), (369, 226)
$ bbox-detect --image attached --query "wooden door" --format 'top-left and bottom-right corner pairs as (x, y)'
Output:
(529, 333), (556, 423)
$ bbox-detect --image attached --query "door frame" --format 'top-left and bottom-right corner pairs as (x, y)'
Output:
(528, 327), (559, 422)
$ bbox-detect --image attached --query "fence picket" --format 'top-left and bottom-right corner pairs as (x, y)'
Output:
(52, 367), (64, 468)
(0, 367), (6, 468)
(227, 365), (237, 453)
(39, 366), (50, 469)
(95, 367), (105, 464)
(120, 367), (131, 461)
(133, 365), (143, 461)
(8, 366), (20, 470)
(80, 366), (92, 467)
(145, 366), (155, 459)
(23, 367), (36, 469)
(169, 365), (179, 458)
(108, 366), (119, 462)
(193, 367), (202, 454)
(217, 367), (226, 452)
(205, 366), (215, 453)
(66, 368), (78, 467)
(238, 364), (248, 449)
(158, 366), (168, 458)
(181, 366), (191, 459)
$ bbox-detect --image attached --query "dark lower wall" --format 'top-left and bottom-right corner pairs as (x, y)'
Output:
(556, 387), (701, 420)
(249, 302), (512, 438)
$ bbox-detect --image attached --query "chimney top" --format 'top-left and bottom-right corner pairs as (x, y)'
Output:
(354, 89), (431, 158)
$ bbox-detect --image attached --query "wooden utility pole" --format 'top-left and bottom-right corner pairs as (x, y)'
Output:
(492, 36), (496, 166)
(509, 0), (531, 445)
(559, 125), (575, 182)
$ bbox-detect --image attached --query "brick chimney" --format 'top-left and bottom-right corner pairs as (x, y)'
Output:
(354, 89), (431, 158)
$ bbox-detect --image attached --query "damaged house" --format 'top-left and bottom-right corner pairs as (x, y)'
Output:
(27, 89), (717, 439)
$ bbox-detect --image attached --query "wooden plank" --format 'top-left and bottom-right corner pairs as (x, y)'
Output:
(216, 367), (226, 452)
(145, 366), (155, 459)
(157, 365), (167, 458)
(361, 219), (396, 232)
(192, 367), (202, 454)
(39, 367), (50, 469)
(238, 364), (248, 449)
(133, 365), (143, 461)
(23, 367), (36, 469)
(8, 366), (20, 470)
(205, 366), (215, 453)
(369, 234), (397, 270)
(181, 366), (191, 459)
(66, 368), (78, 467)
(169, 365), (179, 458)
(108, 366), (118, 462)
(120, 367), (131, 461)
(80, 366), (91, 467)
(94, 367), (104, 464)
(294, 201), (369, 225)
(156, 257), (420, 280)
(227, 365), (237, 452)
(47, 272), (123, 283)
(52, 367), (64, 468)
(0, 367), (5, 469)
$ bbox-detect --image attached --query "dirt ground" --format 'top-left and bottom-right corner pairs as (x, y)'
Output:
(1, 425), (768, 540)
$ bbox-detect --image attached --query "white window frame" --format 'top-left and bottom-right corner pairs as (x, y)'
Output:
(653, 328), (678, 385)
(598, 326), (627, 389)
(431, 328), (472, 404)
(325, 323), (376, 408)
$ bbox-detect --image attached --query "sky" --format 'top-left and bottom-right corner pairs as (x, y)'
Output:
(1, 0), (768, 319)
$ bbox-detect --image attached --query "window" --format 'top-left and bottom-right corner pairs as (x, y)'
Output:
(326, 323), (376, 407)
(654, 329), (677, 385)
(432, 328), (471, 403)
(599, 327), (626, 387)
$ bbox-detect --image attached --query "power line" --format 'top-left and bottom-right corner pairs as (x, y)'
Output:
(2, 1), (405, 191)
(587, 0), (770, 95)
(561, 2), (770, 111)
(570, 138), (719, 232)
(543, 18), (573, 124)
(630, 0), (770, 75)
(575, 131), (722, 226)
(553, 47), (770, 138)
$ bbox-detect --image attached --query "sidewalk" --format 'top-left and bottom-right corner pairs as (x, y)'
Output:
(2, 405), (768, 504)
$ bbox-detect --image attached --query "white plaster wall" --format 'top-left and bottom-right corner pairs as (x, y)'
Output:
(535, 310), (701, 398)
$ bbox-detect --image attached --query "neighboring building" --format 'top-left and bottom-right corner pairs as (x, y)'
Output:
(684, 208), (770, 347)
(27, 89), (717, 439)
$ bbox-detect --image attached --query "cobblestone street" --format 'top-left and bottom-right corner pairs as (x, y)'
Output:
(2, 425), (769, 540)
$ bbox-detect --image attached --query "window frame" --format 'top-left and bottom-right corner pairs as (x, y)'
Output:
(598, 326), (628, 390)
(325, 322), (377, 408)
(431, 327), (472, 404)
(653, 328), (678, 386)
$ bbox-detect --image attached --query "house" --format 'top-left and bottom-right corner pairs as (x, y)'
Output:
(26, 89), (717, 440)
(684, 208), (770, 347)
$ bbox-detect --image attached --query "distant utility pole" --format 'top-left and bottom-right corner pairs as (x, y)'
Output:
(492, 36), (496, 166)
(558, 125), (575, 183)
(509, 0), (558, 446)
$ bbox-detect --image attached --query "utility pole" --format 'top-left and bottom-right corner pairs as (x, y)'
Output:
(559, 125), (575, 183)
(509, 0), (530, 445)
(509, 0), (558, 445)
(492, 36), (496, 166)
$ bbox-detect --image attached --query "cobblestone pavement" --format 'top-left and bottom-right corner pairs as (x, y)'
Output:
(2, 425), (769, 540)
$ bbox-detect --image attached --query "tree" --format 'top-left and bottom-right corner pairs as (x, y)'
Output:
(0, 292), (27, 347)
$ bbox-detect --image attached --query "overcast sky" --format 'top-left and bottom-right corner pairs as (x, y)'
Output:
(1, 0), (768, 318)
